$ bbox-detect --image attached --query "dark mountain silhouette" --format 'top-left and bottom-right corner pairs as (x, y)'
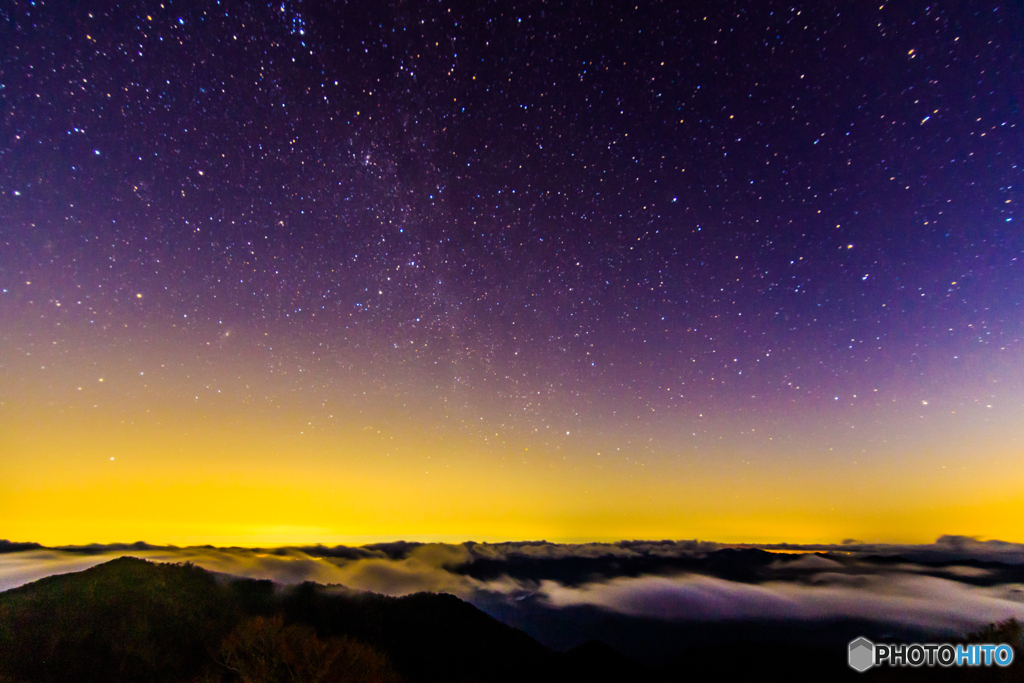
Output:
(0, 541), (43, 554)
(0, 557), (654, 683)
(1, 557), (1019, 683)
(0, 558), (250, 683)
(451, 545), (783, 586)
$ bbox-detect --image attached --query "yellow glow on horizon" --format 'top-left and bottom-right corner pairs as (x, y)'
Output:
(4, 392), (1022, 547)
(3, 324), (1023, 548)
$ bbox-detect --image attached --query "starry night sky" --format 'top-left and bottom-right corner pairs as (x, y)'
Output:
(1, 0), (1022, 546)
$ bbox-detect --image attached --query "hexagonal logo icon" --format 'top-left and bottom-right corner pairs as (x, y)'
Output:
(848, 637), (875, 672)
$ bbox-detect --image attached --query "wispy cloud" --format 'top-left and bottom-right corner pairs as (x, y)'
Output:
(537, 572), (1024, 632)
(2, 537), (1022, 634)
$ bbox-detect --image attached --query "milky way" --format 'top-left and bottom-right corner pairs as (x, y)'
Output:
(1, 0), (1021, 545)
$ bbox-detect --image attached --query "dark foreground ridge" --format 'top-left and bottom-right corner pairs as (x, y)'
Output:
(0, 557), (645, 683)
(0, 557), (1020, 683)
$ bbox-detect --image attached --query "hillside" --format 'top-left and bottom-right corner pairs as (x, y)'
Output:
(0, 557), (649, 683)
(1, 557), (1019, 682)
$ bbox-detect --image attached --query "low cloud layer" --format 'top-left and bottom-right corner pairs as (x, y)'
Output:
(540, 573), (1024, 633)
(2, 537), (1023, 635)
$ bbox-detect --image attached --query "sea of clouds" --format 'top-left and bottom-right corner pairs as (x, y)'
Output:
(2, 536), (1022, 634)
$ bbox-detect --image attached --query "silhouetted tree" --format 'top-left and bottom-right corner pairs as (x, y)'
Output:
(965, 617), (1022, 646)
(213, 615), (402, 683)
